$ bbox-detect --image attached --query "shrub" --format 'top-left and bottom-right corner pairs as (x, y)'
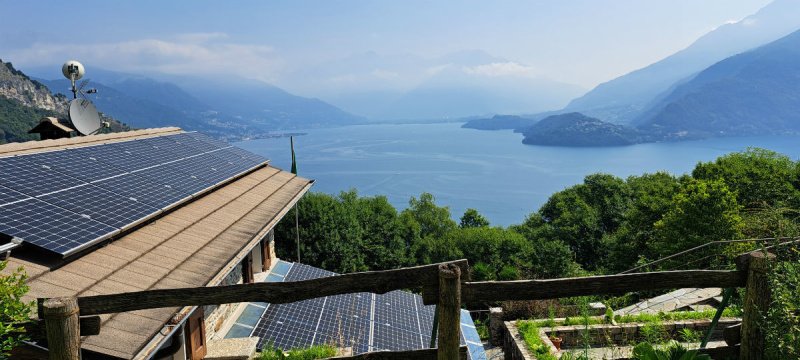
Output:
(260, 344), (338, 360)
(0, 261), (32, 357)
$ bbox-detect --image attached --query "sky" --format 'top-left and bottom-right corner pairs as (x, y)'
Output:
(0, 0), (773, 92)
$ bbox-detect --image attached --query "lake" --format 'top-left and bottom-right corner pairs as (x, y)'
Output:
(236, 123), (800, 226)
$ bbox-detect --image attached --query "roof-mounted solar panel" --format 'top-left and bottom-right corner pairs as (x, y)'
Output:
(0, 131), (269, 257)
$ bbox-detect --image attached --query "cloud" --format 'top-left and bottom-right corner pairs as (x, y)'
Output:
(8, 33), (283, 81)
(172, 32), (230, 43)
(462, 61), (538, 78)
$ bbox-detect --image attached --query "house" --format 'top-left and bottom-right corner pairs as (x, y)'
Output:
(0, 127), (313, 359)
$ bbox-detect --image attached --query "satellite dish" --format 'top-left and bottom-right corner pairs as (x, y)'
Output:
(68, 98), (103, 135)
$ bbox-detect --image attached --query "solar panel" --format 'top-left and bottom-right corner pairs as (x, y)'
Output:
(24, 149), (126, 182)
(0, 156), (87, 197)
(0, 198), (117, 255)
(0, 184), (31, 206)
(0, 131), (268, 257)
(250, 263), (487, 359)
(135, 165), (211, 195)
(92, 173), (189, 209)
(38, 184), (158, 229)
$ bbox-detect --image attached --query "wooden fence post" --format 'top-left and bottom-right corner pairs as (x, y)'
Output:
(437, 263), (461, 360)
(738, 251), (775, 360)
(42, 297), (81, 360)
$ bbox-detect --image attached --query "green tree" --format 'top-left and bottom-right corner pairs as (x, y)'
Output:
(0, 261), (32, 357)
(275, 192), (366, 273)
(693, 148), (800, 209)
(460, 208), (489, 228)
(402, 193), (457, 239)
(605, 172), (681, 271)
(536, 186), (604, 269)
(653, 179), (743, 261)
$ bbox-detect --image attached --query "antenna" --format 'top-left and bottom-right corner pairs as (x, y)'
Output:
(61, 60), (106, 135)
(62, 60), (85, 99)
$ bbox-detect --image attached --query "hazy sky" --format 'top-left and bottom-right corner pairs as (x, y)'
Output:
(0, 0), (772, 90)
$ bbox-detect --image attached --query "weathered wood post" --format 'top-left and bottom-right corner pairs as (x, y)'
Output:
(737, 251), (775, 360)
(42, 297), (81, 360)
(437, 263), (461, 360)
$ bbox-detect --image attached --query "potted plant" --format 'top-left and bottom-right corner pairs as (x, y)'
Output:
(549, 332), (563, 351)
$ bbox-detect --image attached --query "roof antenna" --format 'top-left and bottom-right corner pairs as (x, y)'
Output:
(61, 60), (107, 136)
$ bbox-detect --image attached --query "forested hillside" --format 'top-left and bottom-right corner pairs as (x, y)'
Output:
(276, 148), (800, 278)
(0, 60), (129, 143)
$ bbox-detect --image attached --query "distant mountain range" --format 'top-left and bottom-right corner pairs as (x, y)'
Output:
(465, 0), (800, 146)
(24, 67), (366, 141)
(280, 49), (586, 120)
(0, 60), (128, 143)
(564, 0), (800, 125)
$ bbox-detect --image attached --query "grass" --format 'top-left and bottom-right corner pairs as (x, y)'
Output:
(516, 322), (558, 360)
(259, 344), (338, 360)
(516, 308), (743, 357)
(524, 308), (741, 328)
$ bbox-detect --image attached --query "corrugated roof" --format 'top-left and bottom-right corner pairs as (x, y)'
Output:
(0, 129), (313, 359)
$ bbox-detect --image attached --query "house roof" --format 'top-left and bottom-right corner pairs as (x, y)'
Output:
(28, 117), (75, 134)
(0, 129), (312, 359)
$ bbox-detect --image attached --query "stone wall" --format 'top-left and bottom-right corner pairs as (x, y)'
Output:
(204, 263), (243, 340)
(503, 318), (741, 359)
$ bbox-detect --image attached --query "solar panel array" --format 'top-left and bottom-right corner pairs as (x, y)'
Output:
(0, 132), (267, 257)
(250, 262), (486, 359)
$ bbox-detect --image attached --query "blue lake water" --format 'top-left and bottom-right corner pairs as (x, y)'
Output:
(236, 123), (800, 226)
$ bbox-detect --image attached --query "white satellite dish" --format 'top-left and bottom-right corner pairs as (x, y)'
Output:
(68, 98), (103, 135)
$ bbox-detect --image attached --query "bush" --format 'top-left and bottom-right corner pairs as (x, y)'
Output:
(764, 246), (800, 359)
(0, 261), (32, 357)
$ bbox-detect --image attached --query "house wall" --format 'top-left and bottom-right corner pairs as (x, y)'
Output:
(202, 229), (276, 341)
(204, 263), (243, 340)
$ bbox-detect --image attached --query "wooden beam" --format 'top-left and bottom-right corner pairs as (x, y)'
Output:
(437, 264), (461, 360)
(74, 260), (468, 315)
(22, 316), (101, 339)
(42, 297), (80, 360)
(462, 270), (745, 303)
(325, 347), (467, 360)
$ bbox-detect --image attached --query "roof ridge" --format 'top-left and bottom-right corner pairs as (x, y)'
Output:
(0, 127), (183, 157)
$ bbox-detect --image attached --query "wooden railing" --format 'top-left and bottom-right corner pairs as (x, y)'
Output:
(37, 251), (774, 360)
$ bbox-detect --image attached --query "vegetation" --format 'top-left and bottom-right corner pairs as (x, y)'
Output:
(632, 341), (710, 360)
(259, 344), (338, 360)
(764, 245), (800, 359)
(0, 261), (32, 357)
(278, 148), (800, 281)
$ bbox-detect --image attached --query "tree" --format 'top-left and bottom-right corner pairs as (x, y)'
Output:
(604, 172), (681, 271)
(536, 186), (605, 269)
(653, 179), (743, 261)
(275, 191), (366, 273)
(459, 208), (489, 228)
(0, 261), (32, 357)
(402, 193), (457, 239)
(693, 148), (800, 209)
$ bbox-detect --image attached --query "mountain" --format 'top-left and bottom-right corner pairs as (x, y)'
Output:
(636, 28), (800, 139)
(36, 78), (216, 132)
(521, 112), (642, 147)
(24, 66), (365, 139)
(562, 0), (800, 124)
(0, 60), (128, 143)
(379, 66), (583, 120)
(462, 114), (542, 131)
(167, 75), (366, 130)
(278, 50), (585, 120)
